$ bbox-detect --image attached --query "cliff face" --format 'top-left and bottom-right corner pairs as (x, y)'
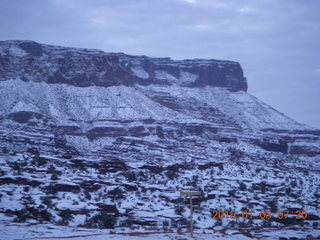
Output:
(0, 40), (247, 91)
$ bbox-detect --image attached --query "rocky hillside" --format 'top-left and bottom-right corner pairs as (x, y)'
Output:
(0, 40), (319, 237)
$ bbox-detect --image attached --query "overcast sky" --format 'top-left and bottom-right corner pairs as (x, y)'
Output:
(1, 0), (319, 127)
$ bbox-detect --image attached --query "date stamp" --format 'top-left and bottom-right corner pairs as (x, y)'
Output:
(211, 210), (308, 220)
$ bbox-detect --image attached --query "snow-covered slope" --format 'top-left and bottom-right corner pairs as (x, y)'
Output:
(0, 40), (319, 236)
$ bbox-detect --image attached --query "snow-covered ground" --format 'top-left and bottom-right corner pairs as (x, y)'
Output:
(1, 220), (320, 240)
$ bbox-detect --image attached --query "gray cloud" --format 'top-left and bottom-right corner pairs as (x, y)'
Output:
(0, 0), (319, 127)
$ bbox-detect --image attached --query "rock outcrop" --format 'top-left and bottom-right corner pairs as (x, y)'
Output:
(0, 40), (247, 91)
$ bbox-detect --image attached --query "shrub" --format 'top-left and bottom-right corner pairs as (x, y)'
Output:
(84, 190), (91, 200)
(109, 187), (125, 201)
(14, 209), (31, 223)
(23, 195), (35, 205)
(214, 218), (222, 227)
(260, 181), (267, 193)
(291, 181), (297, 188)
(32, 155), (48, 167)
(218, 164), (224, 171)
(48, 165), (55, 173)
(191, 175), (199, 187)
(120, 218), (134, 228)
(125, 171), (137, 182)
(285, 187), (291, 195)
(42, 197), (53, 208)
(2, 147), (9, 154)
(44, 184), (58, 195)
(256, 167), (264, 173)
(163, 219), (169, 230)
(138, 171), (147, 180)
(228, 190), (236, 197)
(239, 182), (247, 191)
(267, 199), (278, 213)
(175, 206), (185, 215)
(59, 209), (74, 225)
(177, 217), (188, 228)
(165, 170), (177, 180)
(84, 211), (116, 229)
(11, 162), (21, 171)
(51, 174), (59, 180)
(73, 161), (86, 171)
(312, 222), (318, 228)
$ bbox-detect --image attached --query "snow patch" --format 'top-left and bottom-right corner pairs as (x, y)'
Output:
(179, 71), (198, 83)
(10, 101), (40, 113)
(131, 66), (149, 79)
(9, 46), (27, 57)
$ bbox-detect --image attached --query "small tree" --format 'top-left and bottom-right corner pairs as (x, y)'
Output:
(165, 170), (177, 180)
(175, 206), (185, 215)
(51, 174), (59, 180)
(163, 219), (169, 230)
(124, 171), (137, 182)
(14, 209), (31, 223)
(239, 182), (247, 191)
(2, 147), (9, 154)
(59, 209), (74, 225)
(32, 155), (47, 167)
(84, 211), (116, 229)
(109, 187), (125, 201)
(191, 175), (199, 187)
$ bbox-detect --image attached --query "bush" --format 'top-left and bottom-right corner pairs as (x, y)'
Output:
(84, 190), (91, 200)
(312, 222), (318, 228)
(285, 187), (291, 195)
(125, 171), (137, 182)
(175, 206), (185, 215)
(14, 209), (31, 223)
(138, 171), (147, 180)
(44, 184), (58, 195)
(2, 147), (9, 154)
(260, 181), (267, 193)
(239, 182), (247, 191)
(73, 161), (86, 171)
(218, 163), (224, 171)
(120, 218), (134, 228)
(177, 217), (189, 228)
(11, 162), (21, 171)
(163, 219), (169, 230)
(51, 174), (59, 180)
(228, 189), (236, 197)
(23, 195), (35, 205)
(267, 199), (278, 213)
(256, 167), (264, 173)
(59, 209), (74, 225)
(32, 155), (48, 167)
(42, 197), (53, 208)
(214, 218), (222, 227)
(84, 211), (116, 229)
(191, 175), (199, 187)
(109, 187), (125, 201)
(165, 170), (177, 180)
(48, 165), (56, 173)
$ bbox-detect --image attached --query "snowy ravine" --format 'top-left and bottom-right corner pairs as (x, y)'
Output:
(0, 40), (319, 239)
